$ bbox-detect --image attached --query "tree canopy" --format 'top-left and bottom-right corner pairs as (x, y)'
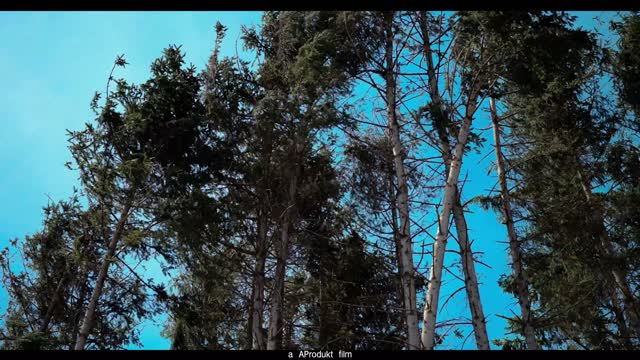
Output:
(2, 11), (640, 350)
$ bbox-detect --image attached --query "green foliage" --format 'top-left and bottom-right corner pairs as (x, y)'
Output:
(475, 11), (640, 349)
(4, 10), (640, 351)
(0, 197), (148, 349)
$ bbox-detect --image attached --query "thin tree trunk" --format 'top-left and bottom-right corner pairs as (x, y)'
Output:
(247, 296), (254, 349)
(283, 316), (294, 350)
(383, 11), (420, 350)
(389, 175), (402, 273)
(72, 263), (91, 347)
(611, 288), (634, 349)
(434, 127), (490, 349)
(38, 272), (68, 334)
(251, 217), (268, 349)
(610, 268), (640, 338)
(429, 100), (490, 349)
(318, 275), (327, 348)
(389, 173), (407, 319)
(434, 131), (489, 349)
(490, 98), (539, 350)
(425, 72), (490, 349)
(266, 219), (289, 350)
(422, 95), (478, 350)
(74, 202), (131, 350)
(251, 200), (269, 349)
(452, 201), (490, 350)
(252, 120), (273, 350)
(418, 12), (484, 349)
(267, 174), (297, 350)
(317, 232), (330, 349)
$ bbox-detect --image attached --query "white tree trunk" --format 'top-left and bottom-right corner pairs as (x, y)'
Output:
(424, 63), (490, 349)
(452, 202), (490, 349)
(418, 13), (485, 348)
(74, 202), (131, 350)
(490, 98), (538, 350)
(430, 106), (490, 349)
(422, 96), (478, 350)
(383, 12), (420, 350)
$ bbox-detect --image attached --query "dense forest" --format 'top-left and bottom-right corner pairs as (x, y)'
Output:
(1, 11), (639, 350)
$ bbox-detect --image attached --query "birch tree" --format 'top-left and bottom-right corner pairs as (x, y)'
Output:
(420, 11), (494, 350)
(413, 11), (489, 349)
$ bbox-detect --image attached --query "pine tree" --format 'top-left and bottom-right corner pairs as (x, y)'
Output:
(0, 195), (149, 349)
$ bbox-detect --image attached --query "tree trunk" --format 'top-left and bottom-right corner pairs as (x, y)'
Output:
(283, 316), (294, 350)
(72, 262), (91, 347)
(433, 127), (489, 349)
(389, 173), (407, 325)
(389, 174), (402, 274)
(611, 288), (634, 349)
(251, 203), (268, 349)
(38, 272), (68, 334)
(452, 201), (490, 349)
(74, 202), (131, 350)
(418, 12), (484, 349)
(252, 119), (273, 350)
(429, 99), (490, 349)
(383, 11), (420, 350)
(422, 95), (478, 350)
(610, 267), (640, 338)
(490, 98), (539, 350)
(267, 174), (297, 350)
(247, 296), (254, 349)
(266, 218), (290, 350)
(318, 275), (327, 348)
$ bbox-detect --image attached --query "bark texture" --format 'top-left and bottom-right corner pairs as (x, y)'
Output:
(383, 11), (420, 350)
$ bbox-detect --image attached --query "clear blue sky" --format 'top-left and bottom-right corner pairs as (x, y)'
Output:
(0, 11), (615, 350)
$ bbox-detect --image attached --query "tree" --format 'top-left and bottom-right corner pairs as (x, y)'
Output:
(412, 11), (490, 349)
(242, 11), (366, 350)
(420, 10), (495, 350)
(6, 11), (640, 351)
(1, 195), (149, 349)
(71, 46), (207, 349)
(483, 11), (639, 348)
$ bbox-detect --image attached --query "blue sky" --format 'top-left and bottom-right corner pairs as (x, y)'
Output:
(0, 11), (616, 350)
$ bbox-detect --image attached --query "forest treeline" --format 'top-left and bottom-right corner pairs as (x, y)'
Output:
(1, 11), (640, 350)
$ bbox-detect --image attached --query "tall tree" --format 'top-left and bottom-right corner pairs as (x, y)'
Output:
(482, 11), (639, 348)
(242, 11), (365, 350)
(413, 11), (489, 349)
(72, 46), (207, 349)
(488, 97), (538, 349)
(420, 11), (494, 350)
